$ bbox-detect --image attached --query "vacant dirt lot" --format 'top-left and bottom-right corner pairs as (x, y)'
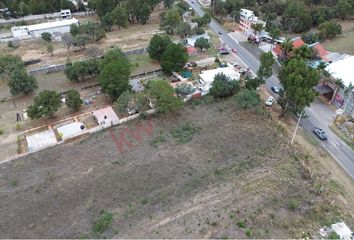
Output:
(0, 97), (353, 238)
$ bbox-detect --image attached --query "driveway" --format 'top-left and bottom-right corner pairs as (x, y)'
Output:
(186, 0), (354, 180)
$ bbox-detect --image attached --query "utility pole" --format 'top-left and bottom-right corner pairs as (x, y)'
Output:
(290, 110), (304, 145)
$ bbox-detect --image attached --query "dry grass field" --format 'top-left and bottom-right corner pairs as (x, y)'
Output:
(322, 20), (354, 55)
(0, 97), (353, 238)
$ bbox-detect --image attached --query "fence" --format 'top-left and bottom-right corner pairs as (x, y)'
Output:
(28, 64), (65, 75)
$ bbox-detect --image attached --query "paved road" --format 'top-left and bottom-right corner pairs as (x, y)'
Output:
(187, 0), (354, 180)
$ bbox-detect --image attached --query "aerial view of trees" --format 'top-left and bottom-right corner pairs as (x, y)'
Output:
(27, 90), (61, 119)
(65, 89), (82, 111)
(98, 49), (131, 100)
(210, 73), (240, 98)
(160, 43), (188, 74)
(278, 58), (320, 116)
(8, 70), (38, 96)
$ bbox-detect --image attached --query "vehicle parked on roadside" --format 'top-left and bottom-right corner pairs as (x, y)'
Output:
(313, 127), (328, 141)
(271, 86), (280, 93)
(265, 96), (274, 106)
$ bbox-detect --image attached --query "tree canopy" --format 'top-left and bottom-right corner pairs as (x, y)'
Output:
(98, 49), (131, 100)
(8, 70), (38, 95)
(27, 90), (61, 119)
(235, 89), (260, 109)
(160, 43), (188, 74)
(65, 89), (82, 111)
(278, 58), (320, 115)
(146, 79), (183, 114)
(210, 73), (240, 98)
(148, 34), (173, 62)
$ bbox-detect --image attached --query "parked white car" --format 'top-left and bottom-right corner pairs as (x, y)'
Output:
(265, 96), (274, 106)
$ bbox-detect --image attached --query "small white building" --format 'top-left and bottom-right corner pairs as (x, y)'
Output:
(185, 33), (210, 47)
(11, 18), (79, 40)
(199, 67), (241, 92)
(60, 9), (72, 19)
(326, 55), (354, 88)
(239, 8), (266, 35)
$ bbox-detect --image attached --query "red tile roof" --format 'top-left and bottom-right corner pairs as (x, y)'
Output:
(272, 37), (306, 57)
(186, 46), (197, 53)
(292, 38), (305, 48)
(312, 42), (328, 57)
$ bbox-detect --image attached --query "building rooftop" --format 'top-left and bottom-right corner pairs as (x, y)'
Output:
(326, 55), (354, 88)
(92, 106), (119, 128)
(25, 18), (79, 32)
(200, 67), (240, 85)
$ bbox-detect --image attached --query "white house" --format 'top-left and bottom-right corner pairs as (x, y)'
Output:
(11, 18), (79, 39)
(239, 8), (266, 35)
(185, 33), (210, 47)
(199, 67), (241, 93)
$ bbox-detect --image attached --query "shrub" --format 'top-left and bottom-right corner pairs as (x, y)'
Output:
(170, 122), (199, 143)
(237, 220), (246, 228)
(235, 89), (260, 109)
(210, 73), (240, 98)
(41, 32), (52, 42)
(288, 198), (300, 210)
(93, 210), (113, 234)
(0, 128), (4, 135)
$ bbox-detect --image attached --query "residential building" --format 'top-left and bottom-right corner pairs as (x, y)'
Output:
(239, 8), (266, 35)
(11, 18), (79, 40)
(184, 33), (210, 47)
(272, 37), (306, 59)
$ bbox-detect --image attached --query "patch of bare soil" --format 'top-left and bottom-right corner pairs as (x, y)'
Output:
(0, 97), (353, 238)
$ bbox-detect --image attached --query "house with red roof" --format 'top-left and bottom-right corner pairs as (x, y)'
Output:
(308, 42), (329, 62)
(272, 37), (306, 59)
(186, 46), (198, 56)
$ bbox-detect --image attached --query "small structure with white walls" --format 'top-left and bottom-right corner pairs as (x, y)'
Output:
(11, 18), (79, 40)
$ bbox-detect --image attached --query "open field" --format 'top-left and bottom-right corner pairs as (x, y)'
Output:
(322, 20), (354, 55)
(0, 97), (353, 238)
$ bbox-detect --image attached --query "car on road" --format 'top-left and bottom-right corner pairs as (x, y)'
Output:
(313, 127), (328, 141)
(219, 49), (230, 55)
(265, 96), (274, 106)
(232, 48), (237, 53)
(271, 86), (280, 93)
(218, 31), (223, 35)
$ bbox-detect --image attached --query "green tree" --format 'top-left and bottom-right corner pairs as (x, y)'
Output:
(160, 7), (181, 34)
(70, 24), (80, 36)
(41, 32), (52, 42)
(148, 34), (172, 61)
(245, 76), (265, 90)
(335, 0), (351, 20)
(318, 21), (342, 41)
(251, 23), (264, 36)
(0, 55), (25, 78)
(301, 32), (319, 44)
(192, 13), (211, 27)
(74, 34), (90, 50)
(98, 49), (131, 100)
(292, 45), (315, 60)
(47, 43), (54, 56)
(278, 58), (320, 116)
(160, 43), (188, 74)
(192, 26), (205, 35)
(257, 51), (275, 80)
(176, 22), (192, 39)
(147, 79), (183, 114)
(280, 37), (293, 61)
(114, 90), (133, 113)
(111, 5), (128, 29)
(235, 89), (260, 109)
(210, 73), (240, 98)
(101, 12), (113, 32)
(65, 89), (82, 111)
(27, 90), (61, 119)
(194, 37), (210, 51)
(163, 0), (174, 8)
(282, 0), (312, 33)
(269, 27), (280, 47)
(139, 3), (152, 25)
(8, 70), (38, 95)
